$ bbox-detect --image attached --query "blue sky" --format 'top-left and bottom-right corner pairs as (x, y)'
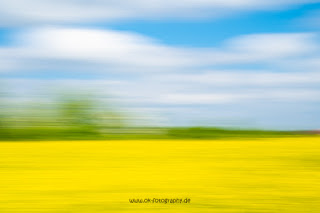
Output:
(1, 0), (320, 129)
(106, 3), (320, 47)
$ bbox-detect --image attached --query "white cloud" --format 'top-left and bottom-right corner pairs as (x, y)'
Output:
(157, 93), (252, 104)
(22, 27), (200, 68)
(152, 89), (320, 105)
(0, 0), (318, 25)
(153, 71), (320, 86)
(4, 77), (320, 106)
(225, 33), (317, 59)
(0, 27), (316, 73)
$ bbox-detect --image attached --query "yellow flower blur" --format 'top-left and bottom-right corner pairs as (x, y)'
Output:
(1, 137), (320, 212)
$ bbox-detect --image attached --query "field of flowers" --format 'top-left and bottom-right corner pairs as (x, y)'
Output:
(1, 137), (320, 212)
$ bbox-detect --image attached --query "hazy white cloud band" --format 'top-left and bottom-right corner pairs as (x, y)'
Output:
(0, 27), (317, 72)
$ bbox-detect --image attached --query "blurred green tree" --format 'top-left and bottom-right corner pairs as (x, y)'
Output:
(0, 86), (9, 138)
(57, 94), (125, 137)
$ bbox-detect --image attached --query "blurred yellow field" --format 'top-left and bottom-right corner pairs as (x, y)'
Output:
(1, 137), (320, 212)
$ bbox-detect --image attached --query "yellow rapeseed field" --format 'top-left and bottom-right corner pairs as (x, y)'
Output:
(1, 137), (320, 212)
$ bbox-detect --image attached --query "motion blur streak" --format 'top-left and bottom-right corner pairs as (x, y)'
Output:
(1, 137), (320, 212)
